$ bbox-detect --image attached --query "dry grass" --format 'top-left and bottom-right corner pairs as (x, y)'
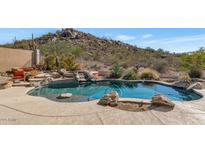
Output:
(138, 68), (160, 80)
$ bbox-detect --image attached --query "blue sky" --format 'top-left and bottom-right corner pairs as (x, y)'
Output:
(1, 28), (205, 53)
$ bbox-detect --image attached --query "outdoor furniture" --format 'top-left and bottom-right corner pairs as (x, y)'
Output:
(21, 67), (34, 72)
(13, 70), (25, 81)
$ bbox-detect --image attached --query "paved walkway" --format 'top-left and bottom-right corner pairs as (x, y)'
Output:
(0, 87), (205, 124)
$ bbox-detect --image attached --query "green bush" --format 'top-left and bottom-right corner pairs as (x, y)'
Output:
(44, 55), (57, 70)
(180, 49), (205, 70)
(140, 68), (159, 80)
(189, 67), (202, 78)
(110, 64), (123, 78)
(61, 55), (81, 71)
(123, 70), (139, 80)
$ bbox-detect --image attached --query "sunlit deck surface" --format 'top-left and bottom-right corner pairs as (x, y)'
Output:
(0, 86), (205, 124)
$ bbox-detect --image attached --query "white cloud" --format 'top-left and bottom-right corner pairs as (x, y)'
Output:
(142, 34), (205, 45)
(115, 35), (136, 41)
(142, 34), (153, 39)
(162, 34), (205, 44)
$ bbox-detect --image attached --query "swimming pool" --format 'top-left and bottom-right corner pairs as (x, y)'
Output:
(27, 80), (202, 102)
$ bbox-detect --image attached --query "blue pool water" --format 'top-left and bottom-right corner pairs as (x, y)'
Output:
(27, 80), (202, 102)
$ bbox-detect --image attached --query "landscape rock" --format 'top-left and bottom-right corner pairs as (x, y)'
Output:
(40, 77), (52, 86)
(30, 82), (41, 87)
(57, 93), (72, 99)
(98, 91), (119, 106)
(61, 28), (78, 39)
(98, 95), (112, 106)
(106, 91), (119, 102)
(151, 94), (175, 108)
(51, 72), (61, 79)
(109, 101), (118, 107)
(0, 80), (12, 89)
(173, 80), (191, 89)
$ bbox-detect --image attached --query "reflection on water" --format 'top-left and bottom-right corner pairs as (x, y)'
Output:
(27, 80), (202, 102)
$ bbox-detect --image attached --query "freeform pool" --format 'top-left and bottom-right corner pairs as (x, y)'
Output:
(27, 80), (202, 102)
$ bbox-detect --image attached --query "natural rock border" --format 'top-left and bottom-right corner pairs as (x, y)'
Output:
(151, 94), (175, 108)
(97, 91), (119, 107)
(98, 92), (175, 110)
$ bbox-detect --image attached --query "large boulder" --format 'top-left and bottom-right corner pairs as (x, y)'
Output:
(40, 77), (52, 86)
(61, 28), (78, 39)
(51, 72), (61, 79)
(173, 80), (191, 89)
(98, 95), (113, 106)
(106, 91), (119, 102)
(98, 91), (119, 106)
(151, 94), (175, 108)
(30, 82), (41, 87)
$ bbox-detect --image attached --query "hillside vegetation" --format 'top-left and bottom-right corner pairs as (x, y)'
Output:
(1, 28), (205, 78)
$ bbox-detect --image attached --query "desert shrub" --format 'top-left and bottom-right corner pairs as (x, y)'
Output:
(14, 40), (31, 49)
(180, 49), (205, 70)
(24, 73), (32, 81)
(123, 70), (139, 80)
(31, 70), (40, 76)
(110, 64), (123, 78)
(44, 55), (57, 70)
(189, 67), (202, 78)
(140, 68), (160, 80)
(121, 62), (128, 69)
(93, 52), (100, 61)
(61, 55), (81, 71)
(178, 73), (191, 81)
(153, 61), (168, 73)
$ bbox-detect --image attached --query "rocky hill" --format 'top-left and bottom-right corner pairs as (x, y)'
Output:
(0, 28), (181, 71)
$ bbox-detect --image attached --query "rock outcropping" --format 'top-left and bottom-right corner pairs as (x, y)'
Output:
(173, 80), (191, 89)
(98, 91), (119, 107)
(151, 94), (175, 108)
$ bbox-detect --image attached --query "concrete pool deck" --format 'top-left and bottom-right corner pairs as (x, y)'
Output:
(1, 87), (205, 124)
